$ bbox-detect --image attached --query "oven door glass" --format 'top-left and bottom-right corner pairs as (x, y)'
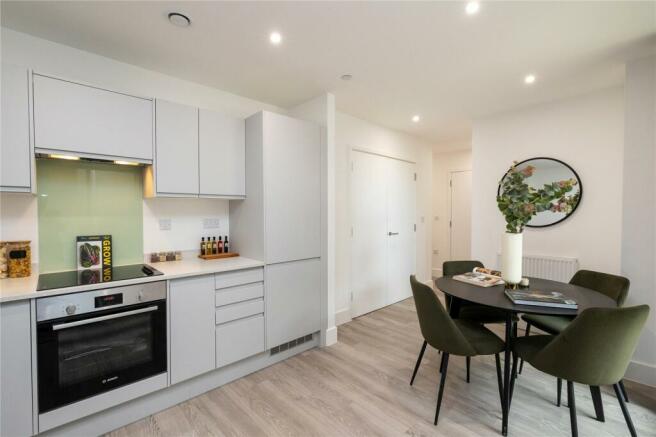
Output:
(38, 300), (166, 413)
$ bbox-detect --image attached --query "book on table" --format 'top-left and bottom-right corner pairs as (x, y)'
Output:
(453, 267), (504, 288)
(505, 289), (578, 309)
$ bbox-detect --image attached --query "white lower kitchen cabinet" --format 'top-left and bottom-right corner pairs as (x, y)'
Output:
(216, 314), (265, 367)
(1, 301), (34, 437)
(1, 63), (33, 192)
(266, 258), (321, 347)
(169, 275), (215, 384)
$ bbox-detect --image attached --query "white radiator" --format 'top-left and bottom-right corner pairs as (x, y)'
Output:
(496, 254), (579, 283)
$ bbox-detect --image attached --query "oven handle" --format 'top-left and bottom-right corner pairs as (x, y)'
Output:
(52, 305), (159, 331)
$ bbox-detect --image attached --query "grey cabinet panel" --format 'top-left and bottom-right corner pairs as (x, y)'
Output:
(170, 275), (215, 384)
(266, 258), (321, 347)
(155, 100), (199, 195)
(216, 315), (264, 367)
(215, 283), (264, 307)
(33, 74), (153, 160)
(215, 299), (264, 325)
(199, 109), (245, 197)
(1, 63), (32, 191)
(1, 301), (34, 437)
(263, 112), (321, 263)
(214, 267), (263, 290)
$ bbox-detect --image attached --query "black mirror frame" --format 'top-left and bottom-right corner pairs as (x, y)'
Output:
(497, 157), (583, 228)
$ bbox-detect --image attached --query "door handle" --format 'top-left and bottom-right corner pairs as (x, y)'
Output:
(52, 306), (158, 331)
(388, 232), (399, 236)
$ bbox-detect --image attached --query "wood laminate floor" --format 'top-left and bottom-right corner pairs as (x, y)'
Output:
(108, 298), (656, 437)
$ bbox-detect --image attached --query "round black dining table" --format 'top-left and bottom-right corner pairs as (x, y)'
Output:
(434, 276), (617, 436)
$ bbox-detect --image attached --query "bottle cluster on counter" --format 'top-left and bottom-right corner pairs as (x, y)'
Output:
(201, 235), (230, 256)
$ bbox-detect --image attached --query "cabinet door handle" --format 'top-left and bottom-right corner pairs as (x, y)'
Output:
(388, 232), (399, 236)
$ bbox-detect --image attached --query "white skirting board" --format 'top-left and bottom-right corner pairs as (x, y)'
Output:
(40, 336), (319, 437)
(625, 359), (656, 388)
(335, 308), (351, 326)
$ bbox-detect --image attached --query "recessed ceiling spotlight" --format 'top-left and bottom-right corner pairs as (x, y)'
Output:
(269, 31), (282, 45)
(412, 115), (421, 123)
(465, 1), (480, 15)
(168, 12), (191, 27)
(341, 74), (353, 81)
(524, 74), (537, 84)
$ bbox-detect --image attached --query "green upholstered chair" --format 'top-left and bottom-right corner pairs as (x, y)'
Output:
(409, 275), (505, 425)
(519, 270), (631, 408)
(512, 305), (649, 437)
(442, 260), (516, 382)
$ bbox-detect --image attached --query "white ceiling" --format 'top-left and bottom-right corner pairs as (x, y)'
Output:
(2, 1), (654, 144)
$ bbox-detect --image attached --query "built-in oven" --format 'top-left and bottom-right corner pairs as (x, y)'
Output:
(36, 281), (167, 413)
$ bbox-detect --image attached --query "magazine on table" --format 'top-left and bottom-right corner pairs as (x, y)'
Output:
(453, 267), (504, 288)
(505, 289), (578, 309)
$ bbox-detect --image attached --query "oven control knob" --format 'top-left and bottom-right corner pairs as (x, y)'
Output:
(65, 305), (76, 315)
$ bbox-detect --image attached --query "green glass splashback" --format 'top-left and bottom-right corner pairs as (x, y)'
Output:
(37, 159), (143, 273)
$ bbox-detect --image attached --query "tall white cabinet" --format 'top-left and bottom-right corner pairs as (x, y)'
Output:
(1, 63), (33, 192)
(230, 111), (322, 348)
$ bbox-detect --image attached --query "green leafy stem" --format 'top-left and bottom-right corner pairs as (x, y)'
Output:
(497, 162), (578, 234)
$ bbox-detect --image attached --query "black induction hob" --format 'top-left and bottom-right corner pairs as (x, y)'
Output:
(37, 264), (163, 291)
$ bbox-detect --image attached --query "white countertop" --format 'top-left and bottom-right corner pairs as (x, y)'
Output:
(0, 256), (264, 303)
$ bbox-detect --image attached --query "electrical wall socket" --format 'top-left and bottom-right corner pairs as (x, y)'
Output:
(158, 219), (172, 231)
(433, 249), (439, 255)
(203, 218), (221, 229)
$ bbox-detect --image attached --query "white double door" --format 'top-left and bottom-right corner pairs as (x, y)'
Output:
(351, 150), (416, 318)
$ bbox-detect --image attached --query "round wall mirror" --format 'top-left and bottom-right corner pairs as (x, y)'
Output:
(497, 157), (582, 228)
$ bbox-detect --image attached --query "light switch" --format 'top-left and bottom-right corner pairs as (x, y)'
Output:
(203, 218), (221, 229)
(159, 219), (172, 231)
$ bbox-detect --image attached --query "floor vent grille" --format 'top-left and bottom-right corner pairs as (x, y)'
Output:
(271, 334), (314, 356)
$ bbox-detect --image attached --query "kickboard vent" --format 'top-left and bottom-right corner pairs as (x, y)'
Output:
(270, 333), (314, 356)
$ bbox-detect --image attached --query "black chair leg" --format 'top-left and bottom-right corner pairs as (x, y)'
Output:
(495, 353), (504, 409)
(618, 380), (630, 403)
(509, 351), (518, 407)
(410, 341), (427, 385)
(434, 353), (450, 425)
(567, 381), (578, 437)
(613, 383), (637, 437)
(518, 322), (531, 374)
(466, 356), (471, 383)
(590, 386), (605, 422)
(557, 378), (562, 407)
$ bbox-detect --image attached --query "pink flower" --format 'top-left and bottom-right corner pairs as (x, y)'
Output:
(520, 165), (535, 177)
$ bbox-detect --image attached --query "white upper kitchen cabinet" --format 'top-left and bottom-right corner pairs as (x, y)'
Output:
(32, 74), (153, 161)
(199, 109), (245, 198)
(1, 63), (33, 192)
(153, 100), (199, 196)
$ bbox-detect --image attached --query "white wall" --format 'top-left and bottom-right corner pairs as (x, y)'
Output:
(472, 87), (624, 274)
(0, 28), (281, 265)
(335, 111), (433, 325)
(622, 55), (656, 387)
(143, 198), (229, 254)
(288, 93), (337, 346)
(0, 193), (39, 262)
(432, 149), (472, 276)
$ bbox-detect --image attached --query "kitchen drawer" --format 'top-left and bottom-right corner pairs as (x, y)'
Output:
(216, 315), (265, 367)
(215, 267), (264, 290)
(215, 298), (264, 325)
(215, 282), (263, 307)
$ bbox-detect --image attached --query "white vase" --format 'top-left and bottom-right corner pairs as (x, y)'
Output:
(501, 232), (523, 284)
